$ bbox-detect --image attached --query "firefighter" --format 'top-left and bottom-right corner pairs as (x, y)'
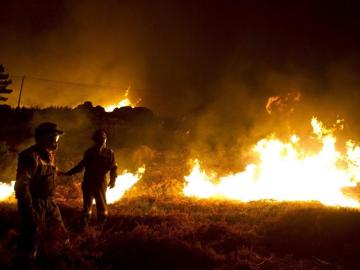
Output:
(15, 122), (67, 259)
(64, 130), (117, 229)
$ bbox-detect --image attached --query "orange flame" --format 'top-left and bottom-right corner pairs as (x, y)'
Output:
(184, 117), (360, 208)
(266, 92), (301, 115)
(104, 88), (141, 112)
(106, 166), (145, 204)
(0, 181), (15, 202)
(0, 168), (145, 204)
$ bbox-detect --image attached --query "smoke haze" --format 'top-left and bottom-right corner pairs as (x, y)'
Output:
(1, 0), (360, 150)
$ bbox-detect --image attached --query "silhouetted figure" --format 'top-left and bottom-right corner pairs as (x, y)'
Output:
(65, 130), (117, 229)
(14, 122), (67, 260)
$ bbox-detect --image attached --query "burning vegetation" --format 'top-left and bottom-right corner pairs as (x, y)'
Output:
(106, 166), (145, 204)
(104, 89), (141, 113)
(2, 0), (360, 268)
(184, 117), (360, 207)
(0, 171), (145, 205)
(0, 181), (15, 202)
(0, 99), (360, 269)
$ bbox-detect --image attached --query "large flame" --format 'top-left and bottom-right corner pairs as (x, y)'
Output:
(0, 181), (15, 202)
(184, 117), (360, 208)
(106, 166), (145, 204)
(104, 89), (141, 112)
(0, 168), (144, 204)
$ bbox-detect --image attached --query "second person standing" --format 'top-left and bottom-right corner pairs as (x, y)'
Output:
(64, 130), (118, 229)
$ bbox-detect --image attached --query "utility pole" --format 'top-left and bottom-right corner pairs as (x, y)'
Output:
(17, 76), (25, 109)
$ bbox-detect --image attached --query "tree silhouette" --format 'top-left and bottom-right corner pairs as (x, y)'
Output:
(0, 65), (12, 102)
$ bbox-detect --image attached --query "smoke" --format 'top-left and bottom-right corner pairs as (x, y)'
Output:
(1, 0), (360, 169)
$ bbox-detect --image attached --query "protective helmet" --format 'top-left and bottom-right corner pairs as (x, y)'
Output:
(35, 122), (64, 138)
(35, 122), (63, 150)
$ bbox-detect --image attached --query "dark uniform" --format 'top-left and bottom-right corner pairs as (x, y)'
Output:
(15, 127), (66, 257)
(66, 144), (117, 225)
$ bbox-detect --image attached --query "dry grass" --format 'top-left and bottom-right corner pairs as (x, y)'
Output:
(0, 196), (359, 270)
(1, 106), (360, 269)
(2, 149), (360, 269)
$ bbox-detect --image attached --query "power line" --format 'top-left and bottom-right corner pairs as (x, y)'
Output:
(11, 75), (126, 89)
(11, 75), (131, 109)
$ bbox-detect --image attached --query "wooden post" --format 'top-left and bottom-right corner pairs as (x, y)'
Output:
(17, 76), (25, 109)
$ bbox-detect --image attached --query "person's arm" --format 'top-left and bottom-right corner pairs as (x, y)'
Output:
(108, 150), (118, 188)
(64, 159), (85, 176)
(15, 152), (37, 214)
(65, 150), (88, 176)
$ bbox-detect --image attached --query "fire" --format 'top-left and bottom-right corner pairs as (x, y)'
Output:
(266, 92), (301, 115)
(106, 166), (145, 204)
(0, 169), (145, 205)
(0, 181), (15, 202)
(104, 89), (141, 112)
(184, 117), (360, 208)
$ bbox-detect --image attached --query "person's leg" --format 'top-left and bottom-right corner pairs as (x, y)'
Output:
(17, 198), (42, 259)
(45, 198), (67, 234)
(94, 184), (108, 228)
(43, 199), (69, 255)
(81, 187), (94, 228)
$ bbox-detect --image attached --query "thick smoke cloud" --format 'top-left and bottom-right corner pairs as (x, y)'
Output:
(1, 0), (360, 163)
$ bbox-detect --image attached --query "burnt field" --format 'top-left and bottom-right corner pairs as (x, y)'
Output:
(0, 197), (360, 270)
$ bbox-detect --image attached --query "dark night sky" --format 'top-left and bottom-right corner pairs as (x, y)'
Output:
(1, 0), (360, 126)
